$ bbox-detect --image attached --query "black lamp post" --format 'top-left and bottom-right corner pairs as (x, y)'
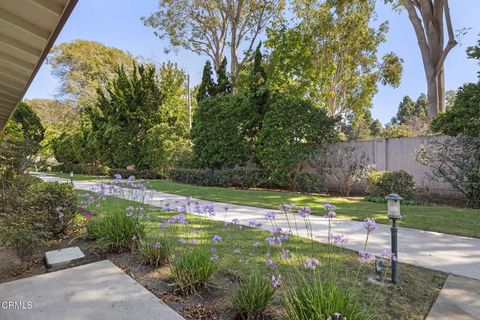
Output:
(385, 193), (402, 284)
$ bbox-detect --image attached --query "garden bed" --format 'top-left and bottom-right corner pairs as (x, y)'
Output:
(75, 186), (446, 320)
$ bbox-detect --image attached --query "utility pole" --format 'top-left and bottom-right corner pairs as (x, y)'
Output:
(187, 74), (192, 129)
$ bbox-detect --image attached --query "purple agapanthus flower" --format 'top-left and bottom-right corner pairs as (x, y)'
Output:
(114, 173), (122, 179)
(358, 251), (375, 264)
(252, 241), (260, 247)
(168, 214), (188, 225)
(323, 210), (336, 219)
(212, 235), (222, 243)
(304, 257), (320, 270)
(265, 237), (278, 246)
(206, 203), (216, 216)
(323, 203), (336, 211)
(178, 238), (187, 245)
(271, 275), (282, 288)
(249, 220), (262, 228)
(332, 234), (348, 246)
(266, 257), (277, 267)
(153, 242), (161, 249)
(190, 239), (198, 244)
(363, 218), (377, 232)
(298, 207), (312, 218)
(280, 248), (291, 260)
(127, 175), (135, 181)
(264, 211), (277, 220)
(232, 218), (240, 225)
(380, 249), (397, 261)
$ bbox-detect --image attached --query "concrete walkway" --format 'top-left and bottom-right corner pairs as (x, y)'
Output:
(0, 260), (183, 320)
(427, 275), (480, 319)
(37, 173), (480, 281)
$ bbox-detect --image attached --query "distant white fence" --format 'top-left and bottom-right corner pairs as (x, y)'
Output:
(310, 135), (461, 198)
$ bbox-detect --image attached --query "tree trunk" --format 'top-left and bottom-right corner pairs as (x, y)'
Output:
(402, 0), (456, 119)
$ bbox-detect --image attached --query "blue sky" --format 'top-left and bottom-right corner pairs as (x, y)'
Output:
(24, 0), (480, 124)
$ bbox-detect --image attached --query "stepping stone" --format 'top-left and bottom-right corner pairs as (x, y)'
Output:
(45, 246), (85, 269)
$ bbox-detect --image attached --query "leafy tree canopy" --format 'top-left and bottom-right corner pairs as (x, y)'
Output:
(47, 40), (136, 107)
(85, 63), (165, 168)
(142, 0), (284, 77)
(266, 0), (403, 118)
(431, 83), (480, 138)
(1, 103), (44, 173)
(391, 94), (428, 125)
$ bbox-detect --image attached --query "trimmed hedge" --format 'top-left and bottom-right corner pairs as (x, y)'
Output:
(51, 163), (109, 176)
(168, 168), (272, 188)
(366, 170), (416, 200)
(108, 168), (166, 180)
(168, 168), (324, 193)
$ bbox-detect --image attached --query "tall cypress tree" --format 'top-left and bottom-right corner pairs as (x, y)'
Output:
(215, 57), (232, 95)
(245, 42), (269, 140)
(251, 42), (269, 115)
(196, 60), (215, 103)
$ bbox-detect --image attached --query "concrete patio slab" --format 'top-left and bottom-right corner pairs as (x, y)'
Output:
(45, 246), (85, 269)
(0, 260), (184, 320)
(427, 275), (480, 320)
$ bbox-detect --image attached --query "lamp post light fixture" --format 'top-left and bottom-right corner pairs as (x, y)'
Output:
(386, 193), (402, 284)
(70, 171), (74, 184)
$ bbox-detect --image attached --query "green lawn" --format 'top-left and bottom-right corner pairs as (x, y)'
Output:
(142, 179), (480, 238)
(57, 173), (480, 238)
(79, 190), (446, 319)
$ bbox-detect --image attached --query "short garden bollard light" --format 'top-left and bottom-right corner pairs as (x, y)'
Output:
(386, 193), (402, 284)
(70, 171), (74, 184)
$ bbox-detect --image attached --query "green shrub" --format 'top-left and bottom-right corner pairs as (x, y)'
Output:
(232, 271), (276, 320)
(87, 209), (146, 251)
(170, 246), (218, 293)
(0, 174), (45, 260)
(138, 236), (176, 267)
(366, 170), (416, 200)
(283, 277), (373, 320)
(27, 181), (78, 237)
(0, 227), (41, 262)
(295, 173), (324, 194)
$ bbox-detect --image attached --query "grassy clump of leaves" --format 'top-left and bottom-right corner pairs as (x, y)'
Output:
(170, 246), (218, 293)
(138, 236), (176, 267)
(283, 274), (375, 320)
(86, 209), (145, 251)
(231, 270), (276, 320)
